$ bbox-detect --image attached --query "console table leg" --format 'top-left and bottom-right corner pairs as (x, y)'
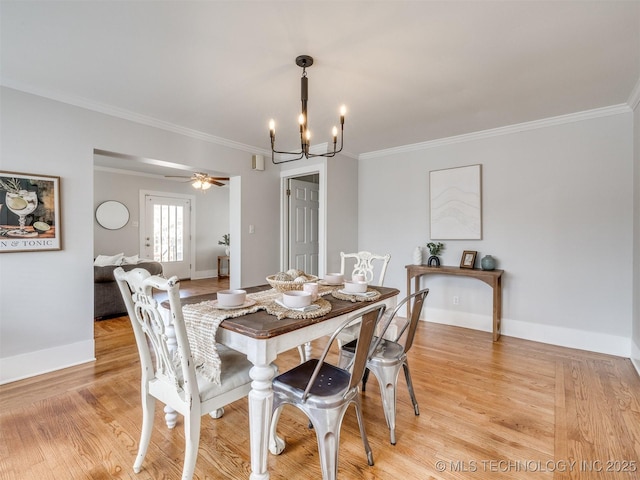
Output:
(493, 278), (502, 341)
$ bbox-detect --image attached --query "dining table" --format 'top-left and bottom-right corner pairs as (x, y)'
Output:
(163, 282), (399, 480)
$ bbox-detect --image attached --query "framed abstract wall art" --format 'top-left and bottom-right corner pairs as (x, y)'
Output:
(0, 171), (61, 252)
(429, 164), (482, 240)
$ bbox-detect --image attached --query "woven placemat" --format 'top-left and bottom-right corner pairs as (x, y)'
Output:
(331, 288), (381, 303)
(263, 297), (332, 320)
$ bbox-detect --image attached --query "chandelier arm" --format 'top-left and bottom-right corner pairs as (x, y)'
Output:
(305, 125), (344, 158)
(271, 148), (304, 156)
(271, 151), (306, 164)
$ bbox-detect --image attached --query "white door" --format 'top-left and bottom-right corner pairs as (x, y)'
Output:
(288, 178), (319, 275)
(143, 194), (191, 279)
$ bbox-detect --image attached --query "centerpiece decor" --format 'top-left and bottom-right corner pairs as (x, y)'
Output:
(266, 269), (319, 292)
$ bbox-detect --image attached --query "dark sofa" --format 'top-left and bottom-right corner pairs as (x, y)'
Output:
(94, 262), (163, 320)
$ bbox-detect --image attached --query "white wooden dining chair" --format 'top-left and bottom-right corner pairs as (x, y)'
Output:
(268, 303), (387, 480)
(340, 251), (391, 286)
(337, 251), (391, 347)
(297, 251), (392, 362)
(114, 267), (255, 480)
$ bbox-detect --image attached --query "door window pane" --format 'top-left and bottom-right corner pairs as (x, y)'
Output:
(153, 204), (184, 262)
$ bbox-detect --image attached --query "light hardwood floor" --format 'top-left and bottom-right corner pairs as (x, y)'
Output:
(1, 279), (639, 479)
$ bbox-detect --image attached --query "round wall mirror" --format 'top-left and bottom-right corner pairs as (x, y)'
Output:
(96, 201), (130, 230)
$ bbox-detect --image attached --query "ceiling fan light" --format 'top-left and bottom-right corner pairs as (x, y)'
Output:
(192, 180), (202, 189)
(202, 181), (212, 190)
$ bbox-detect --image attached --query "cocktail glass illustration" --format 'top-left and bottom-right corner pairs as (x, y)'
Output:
(6, 190), (38, 236)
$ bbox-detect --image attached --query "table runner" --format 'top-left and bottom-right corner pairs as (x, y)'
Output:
(181, 286), (336, 383)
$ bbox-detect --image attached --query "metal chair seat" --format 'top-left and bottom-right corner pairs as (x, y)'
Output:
(342, 338), (405, 364)
(273, 359), (353, 407)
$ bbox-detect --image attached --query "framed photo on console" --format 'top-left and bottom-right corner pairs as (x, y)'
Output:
(0, 171), (61, 253)
(460, 250), (477, 269)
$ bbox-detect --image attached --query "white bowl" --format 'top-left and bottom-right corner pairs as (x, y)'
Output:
(343, 281), (368, 294)
(217, 289), (247, 307)
(282, 290), (312, 308)
(324, 273), (344, 284)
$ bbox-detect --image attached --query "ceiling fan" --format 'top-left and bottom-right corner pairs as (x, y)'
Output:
(165, 172), (229, 190)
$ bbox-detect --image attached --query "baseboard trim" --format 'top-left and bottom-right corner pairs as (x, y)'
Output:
(191, 269), (216, 280)
(631, 338), (640, 378)
(0, 340), (95, 385)
(422, 307), (630, 358)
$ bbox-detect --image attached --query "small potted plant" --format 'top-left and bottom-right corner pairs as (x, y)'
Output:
(218, 233), (230, 256)
(426, 242), (444, 267)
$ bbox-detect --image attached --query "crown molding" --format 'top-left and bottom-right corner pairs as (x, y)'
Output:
(1, 80), (268, 155)
(94, 165), (167, 179)
(628, 76), (640, 110)
(3, 80), (632, 161)
(359, 103), (632, 160)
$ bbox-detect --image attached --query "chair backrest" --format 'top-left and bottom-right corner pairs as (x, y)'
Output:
(302, 303), (386, 401)
(372, 288), (429, 354)
(114, 267), (198, 399)
(340, 251), (391, 285)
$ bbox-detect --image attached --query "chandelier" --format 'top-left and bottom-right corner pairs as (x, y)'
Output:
(269, 55), (346, 164)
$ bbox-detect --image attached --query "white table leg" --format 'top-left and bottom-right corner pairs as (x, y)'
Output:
(249, 363), (277, 480)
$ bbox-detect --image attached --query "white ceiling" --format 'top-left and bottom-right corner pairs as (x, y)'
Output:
(2, 1), (639, 166)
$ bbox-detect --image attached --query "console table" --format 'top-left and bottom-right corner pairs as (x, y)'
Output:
(405, 264), (504, 341)
(217, 255), (229, 279)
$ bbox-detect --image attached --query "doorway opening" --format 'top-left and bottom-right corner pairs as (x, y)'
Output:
(281, 163), (326, 277)
(287, 175), (319, 276)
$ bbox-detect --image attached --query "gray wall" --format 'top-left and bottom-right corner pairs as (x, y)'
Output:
(359, 110), (635, 357)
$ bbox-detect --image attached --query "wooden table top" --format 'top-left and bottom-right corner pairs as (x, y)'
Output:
(166, 284), (399, 340)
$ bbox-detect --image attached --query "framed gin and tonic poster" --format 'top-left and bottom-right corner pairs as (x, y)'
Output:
(0, 171), (61, 253)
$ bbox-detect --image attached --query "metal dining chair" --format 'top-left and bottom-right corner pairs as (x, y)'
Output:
(114, 267), (256, 480)
(338, 288), (429, 445)
(268, 303), (387, 480)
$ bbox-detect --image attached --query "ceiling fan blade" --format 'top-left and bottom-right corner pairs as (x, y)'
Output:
(210, 180), (226, 187)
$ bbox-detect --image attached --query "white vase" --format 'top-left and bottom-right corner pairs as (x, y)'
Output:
(225, 246), (230, 256)
(413, 246), (423, 265)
